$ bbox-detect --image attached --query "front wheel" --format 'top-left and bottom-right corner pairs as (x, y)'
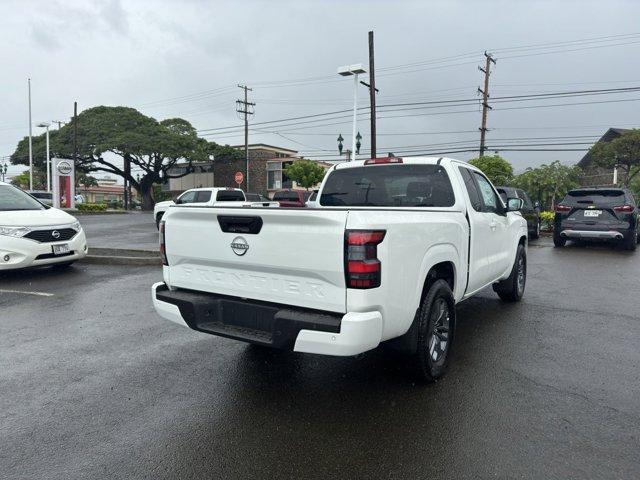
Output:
(493, 244), (526, 302)
(408, 279), (456, 383)
(155, 213), (163, 230)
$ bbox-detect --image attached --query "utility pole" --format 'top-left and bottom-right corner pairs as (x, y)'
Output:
(53, 120), (66, 130)
(478, 51), (496, 157)
(368, 30), (377, 159)
(28, 78), (33, 191)
(73, 102), (78, 203)
(236, 85), (255, 191)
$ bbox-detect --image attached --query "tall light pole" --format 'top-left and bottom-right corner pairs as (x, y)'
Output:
(28, 78), (33, 190)
(37, 122), (51, 192)
(337, 64), (366, 161)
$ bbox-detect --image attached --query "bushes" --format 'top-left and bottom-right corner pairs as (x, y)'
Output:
(540, 211), (555, 231)
(77, 203), (108, 212)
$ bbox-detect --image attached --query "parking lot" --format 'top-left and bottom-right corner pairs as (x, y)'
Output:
(1, 239), (638, 479)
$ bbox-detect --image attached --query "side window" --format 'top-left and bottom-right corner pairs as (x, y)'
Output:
(176, 191), (197, 204)
(473, 172), (501, 214)
(518, 189), (533, 209)
(195, 191), (212, 203)
(458, 167), (482, 211)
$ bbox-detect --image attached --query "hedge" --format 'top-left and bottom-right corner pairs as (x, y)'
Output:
(77, 203), (108, 212)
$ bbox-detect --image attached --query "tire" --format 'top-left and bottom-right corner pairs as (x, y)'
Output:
(553, 232), (566, 247)
(52, 261), (75, 269)
(530, 219), (540, 239)
(493, 244), (526, 302)
(155, 213), (163, 230)
(407, 279), (456, 383)
(623, 230), (637, 251)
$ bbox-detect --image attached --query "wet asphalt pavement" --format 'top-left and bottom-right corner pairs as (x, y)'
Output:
(1, 240), (639, 479)
(78, 212), (157, 250)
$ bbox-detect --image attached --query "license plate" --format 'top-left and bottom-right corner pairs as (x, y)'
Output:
(52, 244), (70, 255)
(583, 210), (602, 217)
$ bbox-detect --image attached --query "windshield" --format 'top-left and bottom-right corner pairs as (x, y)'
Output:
(0, 185), (46, 211)
(564, 189), (626, 206)
(320, 164), (455, 207)
(216, 190), (245, 201)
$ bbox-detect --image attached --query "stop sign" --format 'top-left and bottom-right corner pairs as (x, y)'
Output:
(235, 171), (244, 185)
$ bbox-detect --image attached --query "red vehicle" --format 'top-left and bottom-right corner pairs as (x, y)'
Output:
(272, 189), (311, 207)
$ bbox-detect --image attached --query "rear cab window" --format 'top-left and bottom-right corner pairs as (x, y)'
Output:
(216, 190), (245, 201)
(320, 164), (455, 207)
(273, 191), (301, 202)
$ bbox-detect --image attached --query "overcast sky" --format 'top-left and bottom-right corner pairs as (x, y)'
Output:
(2, 0), (639, 178)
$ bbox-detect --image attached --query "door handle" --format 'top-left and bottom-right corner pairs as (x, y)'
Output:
(489, 221), (497, 231)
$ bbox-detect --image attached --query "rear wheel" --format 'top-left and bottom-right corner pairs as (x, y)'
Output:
(408, 279), (456, 383)
(623, 230), (637, 251)
(530, 219), (540, 239)
(553, 232), (566, 247)
(493, 244), (526, 302)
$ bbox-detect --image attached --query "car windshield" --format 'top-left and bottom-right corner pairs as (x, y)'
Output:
(564, 189), (626, 206)
(216, 190), (245, 201)
(320, 164), (455, 207)
(0, 185), (46, 211)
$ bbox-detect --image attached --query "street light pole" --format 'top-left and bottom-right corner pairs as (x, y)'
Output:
(37, 122), (51, 192)
(28, 78), (33, 191)
(338, 64), (366, 161)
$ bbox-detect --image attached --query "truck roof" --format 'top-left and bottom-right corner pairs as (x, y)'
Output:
(332, 156), (463, 170)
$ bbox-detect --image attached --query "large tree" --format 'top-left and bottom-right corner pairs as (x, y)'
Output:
(587, 129), (640, 186)
(283, 160), (327, 190)
(468, 154), (514, 186)
(10, 106), (241, 209)
(513, 161), (582, 209)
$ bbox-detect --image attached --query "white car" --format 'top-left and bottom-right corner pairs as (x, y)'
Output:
(152, 157), (528, 382)
(0, 182), (87, 270)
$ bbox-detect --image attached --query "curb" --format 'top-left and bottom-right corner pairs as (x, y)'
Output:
(79, 247), (161, 266)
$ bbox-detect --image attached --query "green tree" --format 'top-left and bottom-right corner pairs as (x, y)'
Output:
(10, 106), (241, 210)
(512, 161), (582, 209)
(588, 129), (640, 186)
(10, 170), (46, 190)
(468, 155), (514, 185)
(283, 160), (327, 190)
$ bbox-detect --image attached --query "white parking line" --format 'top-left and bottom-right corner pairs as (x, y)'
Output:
(0, 289), (54, 297)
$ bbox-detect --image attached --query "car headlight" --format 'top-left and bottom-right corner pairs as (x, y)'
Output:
(71, 221), (82, 232)
(0, 226), (31, 237)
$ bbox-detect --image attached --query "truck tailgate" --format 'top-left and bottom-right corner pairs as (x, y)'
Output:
(164, 207), (348, 313)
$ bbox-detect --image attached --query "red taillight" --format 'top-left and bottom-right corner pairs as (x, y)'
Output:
(614, 204), (634, 213)
(159, 221), (168, 266)
(555, 204), (571, 213)
(364, 157), (403, 165)
(345, 229), (385, 289)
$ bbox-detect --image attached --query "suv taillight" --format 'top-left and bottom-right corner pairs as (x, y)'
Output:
(613, 204), (634, 213)
(555, 204), (571, 213)
(345, 230), (385, 289)
(159, 221), (168, 266)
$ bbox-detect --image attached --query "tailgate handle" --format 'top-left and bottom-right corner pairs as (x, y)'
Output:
(217, 215), (263, 234)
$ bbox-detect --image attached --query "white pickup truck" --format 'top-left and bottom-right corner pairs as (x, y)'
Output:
(153, 187), (274, 228)
(152, 157), (528, 381)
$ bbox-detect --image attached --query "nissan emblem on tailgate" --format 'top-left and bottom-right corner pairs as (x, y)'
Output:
(230, 236), (249, 256)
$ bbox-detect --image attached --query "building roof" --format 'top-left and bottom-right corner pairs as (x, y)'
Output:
(230, 143), (298, 154)
(577, 128), (632, 168)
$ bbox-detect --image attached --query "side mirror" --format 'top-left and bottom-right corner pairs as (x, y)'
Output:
(507, 197), (524, 212)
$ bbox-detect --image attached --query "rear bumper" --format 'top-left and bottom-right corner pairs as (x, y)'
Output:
(151, 282), (382, 356)
(560, 229), (626, 240)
